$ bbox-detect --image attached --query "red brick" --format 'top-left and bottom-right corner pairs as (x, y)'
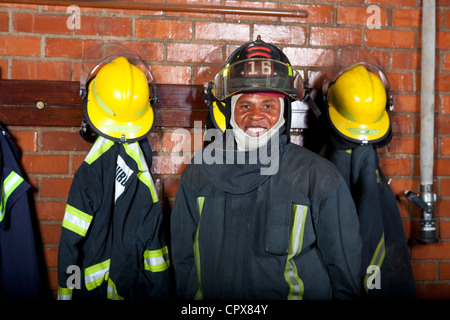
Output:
(151, 155), (189, 175)
(39, 223), (61, 245)
(441, 137), (450, 155)
(163, 178), (180, 198)
(40, 178), (73, 198)
(10, 130), (37, 152)
(337, 6), (388, 26)
(442, 95), (450, 114)
(378, 157), (411, 176)
(411, 241), (450, 260)
(388, 136), (419, 155)
(147, 133), (160, 152)
(439, 221), (450, 240)
(167, 44), (222, 63)
(71, 154), (86, 174)
(445, 10), (450, 29)
(195, 22), (249, 41)
(391, 114), (413, 134)
(415, 283), (450, 300)
(365, 0), (415, 5)
(392, 94), (420, 113)
(45, 38), (102, 58)
(136, 19), (192, 39)
(411, 262), (436, 281)
(281, 4), (334, 24)
(284, 48), (334, 68)
(21, 155), (69, 174)
(440, 179), (450, 197)
(0, 36), (40, 56)
(437, 31), (450, 50)
(390, 51), (421, 70)
(150, 65), (192, 85)
(43, 247), (58, 268)
(0, 12), (8, 31)
(436, 74), (450, 92)
(388, 178), (420, 198)
(392, 8), (422, 28)
(0, 59), (7, 79)
(13, 13), (70, 34)
(224, 0), (278, 22)
(41, 131), (92, 151)
(162, 132), (203, 153)
(365, 29), (415, 49)
(443, 53), (450, 72)
(310, 27), (361, 46)
(254, 25), (306, 45)
(386, 72), (414, 92)
(75, 16), (132, 37)
(110, 41), (164, 62)
(11, 60), (71, 81)
(34, 201), (66, 221)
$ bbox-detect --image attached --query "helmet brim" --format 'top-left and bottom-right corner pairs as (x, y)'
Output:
(327, 103), (391, 144)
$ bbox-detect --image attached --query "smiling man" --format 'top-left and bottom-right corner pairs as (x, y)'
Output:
(171, 37), (362, 300)
(231, 92), (285, 151)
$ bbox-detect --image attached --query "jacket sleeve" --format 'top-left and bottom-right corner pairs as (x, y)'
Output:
(141, 200), (172, 300)
(170, 175), (200, 300)
(57, 165), (97, 300)
(313, 178), (362, 299)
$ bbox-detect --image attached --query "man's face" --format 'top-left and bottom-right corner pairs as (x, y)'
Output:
(234, 93), (281, 137)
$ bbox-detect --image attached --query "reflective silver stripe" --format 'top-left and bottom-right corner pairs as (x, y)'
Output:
(57, 287), (73, 300)
(62, 204), (92, 237)
(107, 278), (124, 300)
(144, 246), (170, 272)
(85, 259), (110, 291)
(284, 204), (307, 300)
(0, 171), (24, 222)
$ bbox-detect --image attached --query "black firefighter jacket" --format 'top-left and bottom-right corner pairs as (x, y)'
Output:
(57, 136), (170, 300)
(326, 144), (416, 299)
(171, 133), (362, 300)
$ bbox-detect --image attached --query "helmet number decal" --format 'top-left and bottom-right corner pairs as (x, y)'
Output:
(245, 60), (273, 77)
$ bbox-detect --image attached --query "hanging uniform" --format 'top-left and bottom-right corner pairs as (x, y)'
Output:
(321, 62), (416, 299)
(57, 136), (170, 300)
(327, 145), (416, 299)
(0, 124), (47, 299)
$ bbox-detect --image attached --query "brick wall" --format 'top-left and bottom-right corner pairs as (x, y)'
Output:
(0, 0), (450, 300)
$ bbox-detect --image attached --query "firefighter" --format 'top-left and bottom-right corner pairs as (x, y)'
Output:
(57, 54), (170, 300)
(170, 37), (362, 300)
(323, 62), (416, 299)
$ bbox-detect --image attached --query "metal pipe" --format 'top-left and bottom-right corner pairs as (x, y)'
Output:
(0, 0), (308, 18)
(418, 0), (437, 244)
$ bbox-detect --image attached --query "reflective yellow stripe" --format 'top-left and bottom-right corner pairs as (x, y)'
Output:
(194, 197), (205, 300)
(57, 286), (73, 300)
(284, 204), (307, 300)
(85, 137), (114, 165)
(0, 171), (24, 222)
(364, 232), (385, 293)
(123, 143), (159, 203)
(62, 204), (93, 237)
(107, 278), (124, 300)
(144, 246), (170, 272)
(85, 259), (110, 291)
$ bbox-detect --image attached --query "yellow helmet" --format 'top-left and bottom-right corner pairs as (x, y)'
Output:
(85, 54), (156, 142)
(326, 63), (391, 144)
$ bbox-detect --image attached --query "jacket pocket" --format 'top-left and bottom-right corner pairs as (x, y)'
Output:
(265, 201), (292, 255)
